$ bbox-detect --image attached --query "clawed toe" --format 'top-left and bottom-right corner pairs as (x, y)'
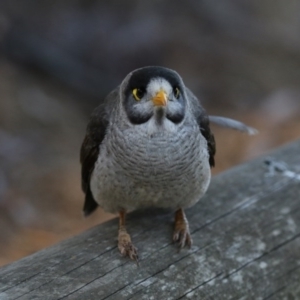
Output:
(118, 210), (139, 263)
(173, 227), (192, 248)
(173, 208), (193, 249)
(118, 238), (139, 261)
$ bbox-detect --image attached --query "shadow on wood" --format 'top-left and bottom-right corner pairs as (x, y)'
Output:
(0, 140), (300, 299)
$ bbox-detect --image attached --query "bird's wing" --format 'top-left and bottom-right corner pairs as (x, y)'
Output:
(186, 88), (216, 167)
(209, 116), (258, 135)
(199, 113), (216, 167)
(80, 88), (119, 216)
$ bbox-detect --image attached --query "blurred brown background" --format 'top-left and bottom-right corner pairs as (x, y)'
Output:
(0, 0), (300, 267)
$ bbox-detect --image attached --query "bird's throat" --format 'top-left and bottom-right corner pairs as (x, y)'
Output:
(154, 107), (165, 126)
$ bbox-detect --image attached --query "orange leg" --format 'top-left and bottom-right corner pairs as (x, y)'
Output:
(118, 210), (138, 262)
(173, 208), (192, 248)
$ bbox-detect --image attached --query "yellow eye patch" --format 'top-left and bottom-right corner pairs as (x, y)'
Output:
(132, 88), (144, 101)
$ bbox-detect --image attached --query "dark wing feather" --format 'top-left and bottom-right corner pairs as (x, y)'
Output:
(80, 88), (118, 216)
(199, 113), (216, 167)
(186, 88), (216, 167)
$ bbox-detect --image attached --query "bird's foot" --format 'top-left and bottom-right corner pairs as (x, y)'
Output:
(173, 209), (192, 248)
(173, 223), (192, 248)
(118, 229), (139, 262)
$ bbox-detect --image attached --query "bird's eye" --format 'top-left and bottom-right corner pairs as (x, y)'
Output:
(174, 87), (180, 99)
(132, 88), (144, 101)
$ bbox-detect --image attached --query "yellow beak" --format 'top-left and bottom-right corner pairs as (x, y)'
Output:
(152, 90), (168, 107)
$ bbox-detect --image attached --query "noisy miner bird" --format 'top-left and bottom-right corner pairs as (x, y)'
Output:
(80, 66), (257, 261)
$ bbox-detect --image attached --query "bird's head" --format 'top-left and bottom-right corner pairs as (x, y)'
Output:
(121, 66), (186, 125)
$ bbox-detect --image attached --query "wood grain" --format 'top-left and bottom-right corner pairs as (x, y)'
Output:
(0, 140), (300, 300)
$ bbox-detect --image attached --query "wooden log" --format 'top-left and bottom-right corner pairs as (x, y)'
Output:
(0, 140), (300, 300)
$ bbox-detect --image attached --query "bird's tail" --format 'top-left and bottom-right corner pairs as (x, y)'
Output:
(209, 116), (258, 135)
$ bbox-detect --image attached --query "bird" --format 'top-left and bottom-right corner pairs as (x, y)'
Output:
(80, 66), (256, 262)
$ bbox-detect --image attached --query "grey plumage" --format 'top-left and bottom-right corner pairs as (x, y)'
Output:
(81, 66), (215, 216)
(90, 97), (211, 213)
(209, 116), (258, 135)
(80, 66), (255, 259)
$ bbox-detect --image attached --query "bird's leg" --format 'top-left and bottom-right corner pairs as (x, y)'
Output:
(173, 208), (192, 248)
(118, 210), (138, 262)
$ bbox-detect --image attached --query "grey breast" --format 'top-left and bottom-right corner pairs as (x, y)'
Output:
(90, 108), (211, 213)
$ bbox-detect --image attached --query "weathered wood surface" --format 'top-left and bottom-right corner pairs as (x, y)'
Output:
(1, 140), (300, 300)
